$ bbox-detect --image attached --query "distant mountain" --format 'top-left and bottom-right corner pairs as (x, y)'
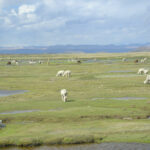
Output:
(0, 44), (149, 54)
(134, 46), (150, 52)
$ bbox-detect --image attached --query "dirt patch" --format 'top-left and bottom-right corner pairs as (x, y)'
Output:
(2, 143), (150, 150)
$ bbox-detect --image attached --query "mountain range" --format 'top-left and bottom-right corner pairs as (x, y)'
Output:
(0, 43), (150, 54)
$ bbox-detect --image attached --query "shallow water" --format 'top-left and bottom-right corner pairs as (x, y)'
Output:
(0, 108), (62, 115)
(92, 97), (147, 101)
(84, 59), (118, 64)
(2, 143), (150, 150)
(112, 97), (147, 100)
(0, 110), (39, 115)
(0, 90), (28, 97)
(84, 59), (102, 63)
(0, 123), (6, 128)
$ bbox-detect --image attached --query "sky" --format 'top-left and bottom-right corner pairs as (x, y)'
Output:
(0, 0), (150, 46)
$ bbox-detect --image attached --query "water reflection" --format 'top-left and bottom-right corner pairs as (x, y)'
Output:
(0, 90), (28, 97)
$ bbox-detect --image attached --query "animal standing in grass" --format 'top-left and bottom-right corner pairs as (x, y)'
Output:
(15, 61), (19, 65)
(143, 58), (147, 62)
(138, 68), (144, 74)
(60, 89), (67, 102)
(77, 60), (81, 64)
(122, 58), (127, 62)
(141, 59), (144, 63)
(144, 69), (149, 74)
(141, 58), (147, 63)
(138, 68), (149, 75)
(63, 70), (71, 78)
(56, 70), (65, 77)
(0, 120), (6, 128)
(29, 61), (36, 64)
(144, 75), (150, 84)
(39, 60), (42, 64)
(11, 60), (18, 65)
(7, 61), (11, 65)
(11, 60), (16, 63)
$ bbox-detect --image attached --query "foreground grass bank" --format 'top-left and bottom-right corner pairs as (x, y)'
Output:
(0, 53), (150, 147)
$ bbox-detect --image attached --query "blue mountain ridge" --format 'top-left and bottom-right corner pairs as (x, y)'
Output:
(0, 43), (149, 54)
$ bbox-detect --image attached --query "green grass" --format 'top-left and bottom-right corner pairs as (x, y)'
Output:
(0, 53), (150, 147)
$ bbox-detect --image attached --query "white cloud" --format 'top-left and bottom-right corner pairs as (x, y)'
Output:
(4, 17), (11, 25)
(1, 4), (39, 28)
(41, 0), (149, 18)
(0, 0), (3, 6)
(0, 0), (150, 46)
(10, 9), (17, 16)
(26, 13), (37, 21)
(18, 4), (36, 15)
(0, 0), (4, 11)
(22, 17), (67, 30)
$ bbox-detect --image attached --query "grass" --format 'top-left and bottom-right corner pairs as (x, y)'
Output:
(0, 52), (150, 147)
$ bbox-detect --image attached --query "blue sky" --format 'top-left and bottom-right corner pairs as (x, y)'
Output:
(0, 0), (150, 46)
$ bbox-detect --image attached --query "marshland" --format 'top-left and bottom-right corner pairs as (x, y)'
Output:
(0, 52), (150, 148)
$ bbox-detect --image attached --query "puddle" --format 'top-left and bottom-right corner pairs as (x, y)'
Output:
(0, 90), (28, 97)
(92, 97), (147, 101)
(0, 110), (40, 115)
(2, 143), (150, 150)
(84, 59), (119, 63)
(0, 109), (62, 115)
(0, 123), (6, 128)
(108, 71), (133, 73)
(84, 59), (102, 63)
(112, 97), (147, 100)
(50, 59), (69, 64)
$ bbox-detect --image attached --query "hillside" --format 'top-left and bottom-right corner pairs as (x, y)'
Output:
(0, 43), (150, 54)
(134, 46), (150, 52)
(0, 44), (136, 54)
